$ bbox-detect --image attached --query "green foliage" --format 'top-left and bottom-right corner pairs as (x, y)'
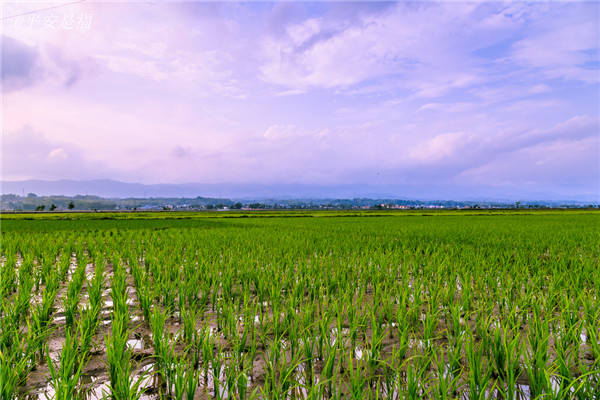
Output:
(0, 210), (598, 398)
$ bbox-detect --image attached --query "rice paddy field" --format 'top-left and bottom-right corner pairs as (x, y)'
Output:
(0, 210), (598, 400)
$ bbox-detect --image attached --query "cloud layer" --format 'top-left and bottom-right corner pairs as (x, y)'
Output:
(2, 1), (598, 199)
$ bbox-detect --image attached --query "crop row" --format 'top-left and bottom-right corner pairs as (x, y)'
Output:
(0, 213), (598, 399)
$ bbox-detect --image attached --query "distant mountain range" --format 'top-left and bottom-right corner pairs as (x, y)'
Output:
(1, 179), (598, 203)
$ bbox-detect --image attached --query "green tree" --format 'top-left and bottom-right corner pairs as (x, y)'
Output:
(35, 204), (45, 211)
(49, 203), (57, 211)
(68, 201), (75, 210)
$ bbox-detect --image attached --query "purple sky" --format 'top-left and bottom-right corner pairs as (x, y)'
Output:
(2, 1), (599, 198)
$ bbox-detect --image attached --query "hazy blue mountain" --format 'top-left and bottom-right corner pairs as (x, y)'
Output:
(1, 179), (597, 203)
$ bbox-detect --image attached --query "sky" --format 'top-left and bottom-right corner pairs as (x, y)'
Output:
(2, 1), (599, 199)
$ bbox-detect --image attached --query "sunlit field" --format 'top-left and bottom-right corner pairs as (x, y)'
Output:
(1, 210), (598, 399)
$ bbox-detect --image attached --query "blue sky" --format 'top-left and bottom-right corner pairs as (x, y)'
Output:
(2, 1), (599, 199)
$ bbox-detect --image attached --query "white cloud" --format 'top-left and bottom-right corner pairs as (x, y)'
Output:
(458, 135), (599, 188)
(511, 17), (599, 83)
(406, 114), (598, 176)
(261, 4), (455, 91)
(527, 84), (552, 94)
(2, 126), (108, 181)
(419, 102), (476, 113)
(409, 132), (474, 162)
(48, 148), (68, 160)
(499, 99), (560, 115)
(264, 124), (299, 140)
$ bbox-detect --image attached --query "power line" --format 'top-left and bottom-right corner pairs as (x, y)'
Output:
(2, 0), (86, 21)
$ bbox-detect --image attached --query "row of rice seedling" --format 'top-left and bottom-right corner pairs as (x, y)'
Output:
(0, 211), (598, 399)
(1, 244), (64, 399)
(104, 258), (148, 400)
(0, 231), (111, 400)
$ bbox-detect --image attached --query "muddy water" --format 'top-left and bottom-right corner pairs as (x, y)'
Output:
(12, 259), (595, 400)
